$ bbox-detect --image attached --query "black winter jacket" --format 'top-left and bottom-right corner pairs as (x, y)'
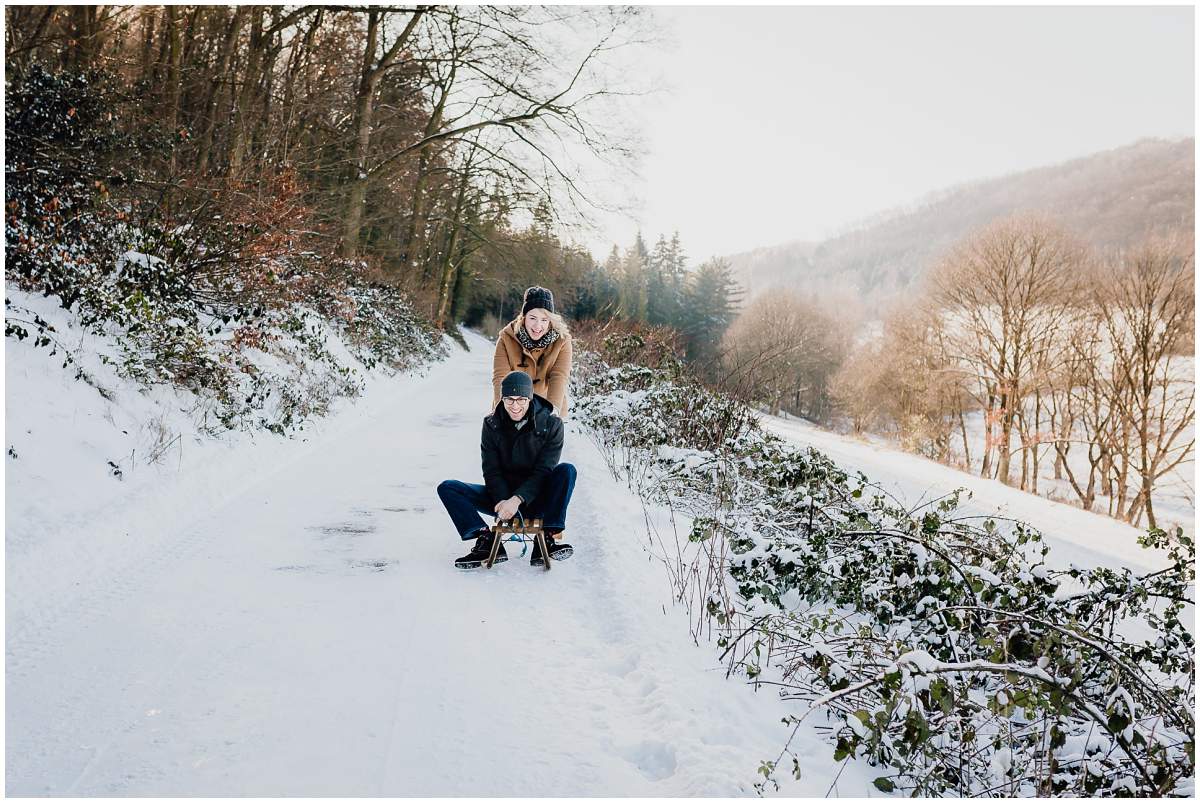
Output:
(481, 395), (564, 506)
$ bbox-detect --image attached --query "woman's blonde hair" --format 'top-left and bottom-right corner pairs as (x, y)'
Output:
(517, 309), (570, 338)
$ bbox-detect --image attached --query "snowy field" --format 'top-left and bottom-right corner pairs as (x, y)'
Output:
(945, 375), (1195, 537)
(758, 413), (1183, 575)
(7, 323), (883, 796)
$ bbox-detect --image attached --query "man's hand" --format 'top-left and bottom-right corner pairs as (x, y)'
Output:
(494, 495), (522, 522)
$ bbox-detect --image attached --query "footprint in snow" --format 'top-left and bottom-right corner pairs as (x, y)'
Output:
(307, 523), (376, 537)
(618, 740), (678, 781)
(347, 558), (395, 573)
(606, 652), (638, 677)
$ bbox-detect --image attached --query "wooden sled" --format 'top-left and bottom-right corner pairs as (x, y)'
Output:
(486, 515), (562, 571)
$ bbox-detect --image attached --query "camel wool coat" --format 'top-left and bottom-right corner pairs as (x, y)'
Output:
(492, 320), (573, 417)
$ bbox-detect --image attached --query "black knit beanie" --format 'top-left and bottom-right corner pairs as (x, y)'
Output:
(521, 286), (555, 315)
(500, 371), (534, 399)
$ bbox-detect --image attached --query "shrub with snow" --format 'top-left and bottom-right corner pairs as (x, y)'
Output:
(574, 353), (1195, 797)
(6, 64), (446, 435)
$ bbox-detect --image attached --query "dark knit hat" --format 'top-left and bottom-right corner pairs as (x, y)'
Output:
(521, 286), (555, 315)
(500, 370), (533, 399)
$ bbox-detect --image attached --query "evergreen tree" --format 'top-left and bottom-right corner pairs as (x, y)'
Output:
(633, 230), (649, 261)
(573, 256), (619, 321)
(645, 234), (672, 326)
(667, 232), (687, 289)
(665, 231), (688, 328)
(643, 231), (690, 328)
(617, 242), (648, 323)
(603, 244), (622, 277)
(680, 257), (741, 373)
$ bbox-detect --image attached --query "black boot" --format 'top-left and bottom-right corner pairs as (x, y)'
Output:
(531, 531), (573, 566)
(454, 530), (507, 569)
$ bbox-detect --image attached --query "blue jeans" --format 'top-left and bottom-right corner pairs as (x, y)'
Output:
(437, 463), (577, 540)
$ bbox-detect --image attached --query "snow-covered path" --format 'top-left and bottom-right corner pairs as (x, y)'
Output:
(7, 331), (869, 796)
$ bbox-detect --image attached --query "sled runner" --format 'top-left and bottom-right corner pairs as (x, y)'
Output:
(486, 513), (561, 571)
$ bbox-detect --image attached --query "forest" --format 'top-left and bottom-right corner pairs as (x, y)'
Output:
(5, 6), (736, 339)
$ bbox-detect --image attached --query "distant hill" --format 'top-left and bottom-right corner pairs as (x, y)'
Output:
(725, 138), (1195, 317)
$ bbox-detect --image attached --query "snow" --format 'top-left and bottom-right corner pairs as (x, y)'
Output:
(6, 325), (879, 796)
(758, 413), (1182, 573)
(989, 746), (1014, 783)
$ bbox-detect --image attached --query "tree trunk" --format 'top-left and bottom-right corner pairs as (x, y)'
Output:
(341, 8), (426, 258)
(402, 69), (453, 275)
(164, 6), (182, 173)
(1142, 485), (1157, 529)
(6, 6), (60, 69)
(1113, 451), (1130, 521)
(340, 11), (380, 258)
(139, 7), (155, 82)
(67, 6), (102, 70)
(980, 392), (995, 478)
(1053, 435), (1065, 481)
(253, 15), (281, 190)
(446, 244), (472, 323)
(434, 147), (479, 327)
(958, 408), (971, 470)
(1019, 430), (1029, 491)
(1135, 398), (1155, 529)
(1083, 453), (1096, 511)
(276, 9), (320, 168)
(1029, 393), (1042, 495)
(407, 148), (435, 277)
(197, 7), (245, 176)
(227, 6), (264, 180)
(434, 253), (460, 328)
(996, 396), (1013, 486)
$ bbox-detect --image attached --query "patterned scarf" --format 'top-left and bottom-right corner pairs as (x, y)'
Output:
(516, 325), (559, 352)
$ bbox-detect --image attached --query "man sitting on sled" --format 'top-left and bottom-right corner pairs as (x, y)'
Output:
(436, 371), (576, 569)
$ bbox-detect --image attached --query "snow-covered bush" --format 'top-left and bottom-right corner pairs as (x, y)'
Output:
(5, 65), (445, 434)
(574, 354), (1195, 797)
(5, 65), (156, 322)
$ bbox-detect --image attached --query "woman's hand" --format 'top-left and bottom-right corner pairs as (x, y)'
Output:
(494, 495), (522, 521)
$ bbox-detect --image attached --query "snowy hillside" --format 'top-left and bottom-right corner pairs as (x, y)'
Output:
(7, 324), (884, 795)
(725, 137), (1194, 310)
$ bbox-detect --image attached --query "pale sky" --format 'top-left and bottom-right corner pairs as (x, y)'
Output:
(576, 5), (1195, 264)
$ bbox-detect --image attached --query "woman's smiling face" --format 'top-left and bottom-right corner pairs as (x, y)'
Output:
(523, 309), (550, 340)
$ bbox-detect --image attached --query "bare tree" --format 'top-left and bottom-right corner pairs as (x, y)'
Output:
(929, 216), (1084, 485)
(1094, 240), (1195, 528)
(340, 5), (428, 258)
(830, 336), (890, 434)
(5, 6), (61, 69)
(196, 7), (248, 176)
(345, 6), (647, 257)
(722, 291), (848, 421)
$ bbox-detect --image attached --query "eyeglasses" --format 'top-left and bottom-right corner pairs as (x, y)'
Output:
(502, 396), (530, 405)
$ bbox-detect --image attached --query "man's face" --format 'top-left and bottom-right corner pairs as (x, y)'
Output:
(502, 395), (530, 421)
